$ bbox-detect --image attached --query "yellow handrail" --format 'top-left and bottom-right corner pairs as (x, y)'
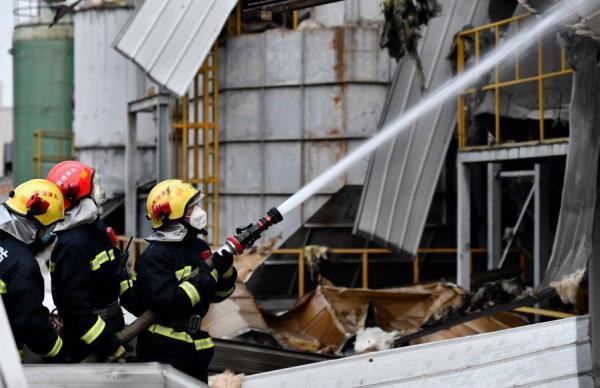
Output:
(32, 130), (74, 178)
(172, 43), (220, 245)
(456, 13), (572, 150)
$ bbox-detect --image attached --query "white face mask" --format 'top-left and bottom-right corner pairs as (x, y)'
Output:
(186, 205), (208, 231)
(91, 173), (107, 206)
(184, 195), (207, 231)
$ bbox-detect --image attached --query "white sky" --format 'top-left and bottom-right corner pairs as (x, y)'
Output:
(0, 2), (13, 107)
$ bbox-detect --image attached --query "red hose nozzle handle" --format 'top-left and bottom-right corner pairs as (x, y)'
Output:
(212, 207), (284, 261)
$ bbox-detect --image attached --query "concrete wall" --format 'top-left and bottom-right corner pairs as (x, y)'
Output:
(216, 22), (393, 242)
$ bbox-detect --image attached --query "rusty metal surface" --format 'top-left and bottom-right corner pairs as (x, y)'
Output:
(354, 0), (491, 256)
(218, 25), (392, 243)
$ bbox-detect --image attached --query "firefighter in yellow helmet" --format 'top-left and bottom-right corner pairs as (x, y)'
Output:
(132, 180), (237, 383)
(0, 179), (67, 362)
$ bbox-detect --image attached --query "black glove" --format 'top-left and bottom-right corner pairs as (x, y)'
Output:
(94, 332), (123, 361)
(41, 339), (68, 363)
(211, 250), (234, 275)
(188, 270), (217, 298)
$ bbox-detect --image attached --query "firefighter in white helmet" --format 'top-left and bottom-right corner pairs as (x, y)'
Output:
(132, 180), (237, 383)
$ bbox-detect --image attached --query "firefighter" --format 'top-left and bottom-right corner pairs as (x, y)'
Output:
(133, 179), (237, 383)
(0, 179), (67, 362)
(46, 161), (126, 362)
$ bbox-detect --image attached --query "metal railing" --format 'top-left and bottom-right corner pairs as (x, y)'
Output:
(172, 44), (220, 245)
(116, 236), (573, 320)
(33, 130), (74, 178)
(457, 13), (573, 150)
(114, 237), (520, 296)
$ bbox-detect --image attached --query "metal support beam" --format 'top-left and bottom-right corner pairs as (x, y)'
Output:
(125, 110), (137, 237)
(498, 170), (535, 178)
(154, 94), (172, 181)
(487, 163), (502, 270)
(457, 161), (471, 290)
(499, 184), (535, 268)
(591, 193), (600, 384)
(125, 94), (171, 237)
(244, 0), (344, 13)
(458, 143), (568, 163)
(534, 163), (551, 287)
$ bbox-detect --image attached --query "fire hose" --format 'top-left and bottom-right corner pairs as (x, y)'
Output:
(114, 207), (283, 345)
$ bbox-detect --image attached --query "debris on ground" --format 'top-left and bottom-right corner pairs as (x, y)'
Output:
(209, 370), (244, 388)
(264, 281), (465, 354)
(205, 240), (530, 358)
(467, 278), (527, 312)
(354, 327), (400, 353)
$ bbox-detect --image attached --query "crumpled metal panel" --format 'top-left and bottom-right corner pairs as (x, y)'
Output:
(114, 0), (237, 97)
(354, 0), (490, 255)
(541, 30), (600, 296)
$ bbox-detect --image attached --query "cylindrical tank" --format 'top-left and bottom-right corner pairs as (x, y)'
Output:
(219, 13), (393, 243)
(74, 4), (154, 200)
(12, 4), (73, 184)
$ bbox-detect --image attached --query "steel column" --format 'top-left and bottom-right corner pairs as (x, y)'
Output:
(126, 94), (171, 236)
(487, 163), (502, 270)
(457, 160), (471, 289)
(534, 163), (551, 287)
(125, 110), (137, 237)
(155, 94), (172, 182)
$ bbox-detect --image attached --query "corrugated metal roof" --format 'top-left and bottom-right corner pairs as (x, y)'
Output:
(353, 0), (490, 256)
(114, 0), (237, 97)
(244, 316), (591, 387)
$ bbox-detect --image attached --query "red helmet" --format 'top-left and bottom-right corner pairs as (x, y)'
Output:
(47, 160), (95, 210)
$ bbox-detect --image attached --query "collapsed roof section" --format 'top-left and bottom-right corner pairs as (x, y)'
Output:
(114, 0), (237, 97)
(353, 0), (491, 256)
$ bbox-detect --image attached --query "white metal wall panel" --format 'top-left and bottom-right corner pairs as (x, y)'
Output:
(216, 26), (392, 242)
(354, 0), (490, 255)
(114, 0), (237, 97)
(243, 316), (591, 388)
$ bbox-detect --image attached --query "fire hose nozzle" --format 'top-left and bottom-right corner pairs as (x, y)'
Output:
(216, 207), (284, 258)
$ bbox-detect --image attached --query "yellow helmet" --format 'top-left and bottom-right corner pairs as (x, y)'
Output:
(6, 179), (65, 226)
(146, 179), (201, 229)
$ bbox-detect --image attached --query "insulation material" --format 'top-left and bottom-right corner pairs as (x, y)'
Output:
(209, 370), (244, 388)
(541, 27), (600, 298)
(354, 327), (400, 353)
(202, 280), (271, 339)
(233, 237), (280, 282)
(380, 0), (442, 92)
(303, 245), (330, 278)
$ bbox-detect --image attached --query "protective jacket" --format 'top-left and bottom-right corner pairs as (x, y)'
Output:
(0, 230), (65, 360)
(50, 214), (124, 361)
(133, 229), (237, 382)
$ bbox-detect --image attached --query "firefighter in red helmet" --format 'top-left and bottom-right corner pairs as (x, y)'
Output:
(47, 161), (128, 362)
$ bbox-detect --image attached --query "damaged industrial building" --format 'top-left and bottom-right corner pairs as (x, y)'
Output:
(2, 0), (600, 386)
